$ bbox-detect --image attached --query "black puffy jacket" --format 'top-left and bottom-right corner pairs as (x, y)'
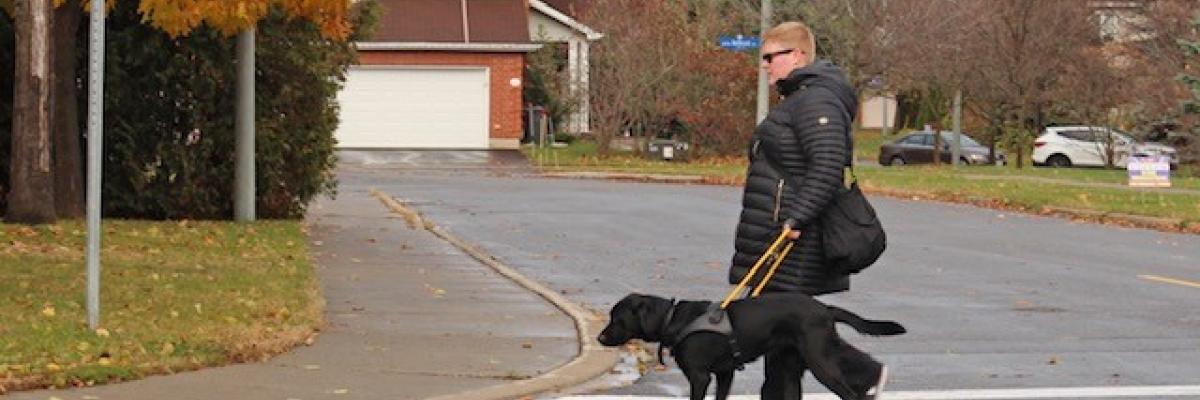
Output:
(728, 61), (858, 296)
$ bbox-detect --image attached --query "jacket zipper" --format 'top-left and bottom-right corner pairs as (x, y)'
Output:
(773, 179), (784, 223)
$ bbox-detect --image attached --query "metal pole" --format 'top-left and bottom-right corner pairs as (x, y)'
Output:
(952, 89), (963, 167)
(85, 0), (105, 330)
(880, 93), (889, 137)
(756, 0), (772, 123)
(234, 29), (256, 222)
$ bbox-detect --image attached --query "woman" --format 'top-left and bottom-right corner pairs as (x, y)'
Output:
(730, 21), (887, 400)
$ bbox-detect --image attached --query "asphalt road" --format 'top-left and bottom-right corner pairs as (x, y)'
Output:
(342, 151), (1200, 398)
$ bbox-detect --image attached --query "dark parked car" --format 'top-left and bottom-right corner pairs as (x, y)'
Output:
(879, 131), (1006, 166)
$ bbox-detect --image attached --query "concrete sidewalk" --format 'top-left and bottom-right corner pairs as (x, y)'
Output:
(8, 183), (617, 399)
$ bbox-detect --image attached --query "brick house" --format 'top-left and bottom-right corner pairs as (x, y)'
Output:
(336, 0), (540, 149)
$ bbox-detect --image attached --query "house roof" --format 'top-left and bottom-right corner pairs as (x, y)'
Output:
(530, 0), (602, 40)
(367, 0), (534, 45)
(542, 0), (590, 19)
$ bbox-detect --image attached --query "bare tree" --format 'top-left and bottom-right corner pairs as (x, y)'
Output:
(51, 0), (83, 218)
(585, 0), (730, 156)
(875, 0), (979, 164)
(965, 0), (1098, 167)
(1120, 0), (1196, 128)
(1054, 46), (1131, 168)
(7, 0), (56, 223)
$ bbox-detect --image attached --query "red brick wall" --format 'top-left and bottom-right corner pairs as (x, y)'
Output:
(358, 51), (526, 143)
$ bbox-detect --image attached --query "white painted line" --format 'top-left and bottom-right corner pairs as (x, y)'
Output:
(556, 385), (1200, 399)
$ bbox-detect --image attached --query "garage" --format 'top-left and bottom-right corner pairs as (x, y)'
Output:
(336, 67), (490, 149)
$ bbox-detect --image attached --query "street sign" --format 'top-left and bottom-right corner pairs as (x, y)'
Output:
(719, 35), (760, 51)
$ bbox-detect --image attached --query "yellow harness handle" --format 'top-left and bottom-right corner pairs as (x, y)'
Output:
(752, 241), (794, 297)
(720, 227), (795, 309)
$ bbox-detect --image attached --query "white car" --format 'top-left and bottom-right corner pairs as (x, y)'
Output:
(1031, 126), (1178, 168)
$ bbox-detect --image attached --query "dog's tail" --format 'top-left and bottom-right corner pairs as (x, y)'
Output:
(829, 306), (906, 336)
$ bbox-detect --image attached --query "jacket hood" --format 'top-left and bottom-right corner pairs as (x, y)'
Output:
(777, 60), (859, 121)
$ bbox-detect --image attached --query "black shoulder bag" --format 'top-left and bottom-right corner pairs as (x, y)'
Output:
(820, 164), (886, 274)
(819, 124), (886, 274)
(762, 88), (887, 274)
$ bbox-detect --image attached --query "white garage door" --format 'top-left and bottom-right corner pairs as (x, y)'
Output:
(336, 67), (489, 149)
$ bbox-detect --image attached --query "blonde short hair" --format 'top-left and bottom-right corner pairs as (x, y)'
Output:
(763, 21), (816, 57)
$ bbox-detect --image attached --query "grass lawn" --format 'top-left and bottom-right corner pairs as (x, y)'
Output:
(0, 220), (322, 391)
(858, 166), (1200, 223)
(525, 135), (1200, 228)
(525, 140), (746, 180)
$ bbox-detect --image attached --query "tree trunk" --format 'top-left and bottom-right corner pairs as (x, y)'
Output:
(7, 0), (57, 224)
(51, 0), (83, 218)
(931, 121), (942, 166)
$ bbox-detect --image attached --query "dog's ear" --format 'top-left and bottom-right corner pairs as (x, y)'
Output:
(633, 296), (666, 336)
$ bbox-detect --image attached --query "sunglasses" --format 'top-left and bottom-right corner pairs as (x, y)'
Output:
(761, 48), (796, 63)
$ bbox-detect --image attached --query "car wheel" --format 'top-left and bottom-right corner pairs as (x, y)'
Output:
(959, 157), (970, 165)
(1047, 154), (1072, 167)
(890, 156), (906, 166)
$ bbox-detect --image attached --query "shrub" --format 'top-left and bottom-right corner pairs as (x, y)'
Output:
(0, 3), (374, 219)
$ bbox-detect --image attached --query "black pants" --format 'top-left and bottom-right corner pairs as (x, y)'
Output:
(760, 328), (884, 399)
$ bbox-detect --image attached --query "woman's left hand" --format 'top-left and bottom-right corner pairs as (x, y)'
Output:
(782, 218), (802, 240)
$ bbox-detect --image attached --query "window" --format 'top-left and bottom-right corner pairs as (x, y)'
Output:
(917, 134), (934, 146)
(1061, 130), (1101, 142)
(899, 135), (925, 145)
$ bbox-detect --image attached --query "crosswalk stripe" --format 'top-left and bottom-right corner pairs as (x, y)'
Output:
(557, 385), (1200, 399)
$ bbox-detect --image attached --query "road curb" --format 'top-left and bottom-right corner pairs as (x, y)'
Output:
(370, 189), (620, 400)
(541, 171), (706, 184)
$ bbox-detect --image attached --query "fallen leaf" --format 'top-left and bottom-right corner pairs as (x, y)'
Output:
(303, 364), (321, 370)
(333, 389), (349, 394)
(94, 328), (110, 337)
(1047, 356), (1059, 365)
(46, 363), (62, 372)
(42, 305), (56, 317)
(522, 342), (533, 349)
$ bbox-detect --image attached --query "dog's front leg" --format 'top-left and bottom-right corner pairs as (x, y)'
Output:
(714, 370), (734, 400)
(682, 368), (712, 400)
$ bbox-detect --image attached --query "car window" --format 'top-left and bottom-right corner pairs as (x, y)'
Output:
(939, 132), (982, 147)
(898, 135), (924, 145)
(918, 134), (934, 146)
(1061, 130), (1101, 142)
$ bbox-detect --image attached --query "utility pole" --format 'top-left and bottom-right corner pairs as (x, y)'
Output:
(756, 0), (773, 123)
(880, 94), (889, 137)
(952, 89), (963, 167)
(86, 0), (106, 330)
(234, 28), (256, 222)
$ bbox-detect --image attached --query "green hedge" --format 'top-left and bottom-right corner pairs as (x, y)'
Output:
(0, 2), (375, 219)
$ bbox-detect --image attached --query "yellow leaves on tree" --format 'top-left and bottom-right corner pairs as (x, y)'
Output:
(137, 0), (349, 39)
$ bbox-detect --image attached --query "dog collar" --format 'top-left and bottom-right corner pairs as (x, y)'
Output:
(659, 298), (677, 342)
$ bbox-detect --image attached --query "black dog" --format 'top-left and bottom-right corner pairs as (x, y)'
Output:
(597, 293), (905, 400)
